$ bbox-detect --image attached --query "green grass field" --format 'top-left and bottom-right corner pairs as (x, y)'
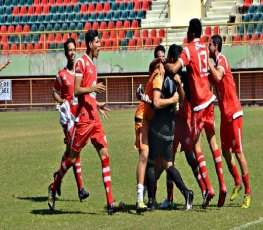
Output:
(0, 107), (262, 230)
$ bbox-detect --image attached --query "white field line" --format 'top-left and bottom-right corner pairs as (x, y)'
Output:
(230, 217), (263, 230)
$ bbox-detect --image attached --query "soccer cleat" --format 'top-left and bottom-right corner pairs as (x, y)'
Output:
(230, 185), (243, 201)
(53, 172), (62, 196)
(202, 188), (215, 209)
(78, 188), (89, 202)
(147, 198), (155, 211)
(136, 201), (147, 214)
(107, 201), (124, 215)
(217, 187), (227, 207)
(159, 198), (177, 210)
(185, 190), (194, 210)
(241, 194), (251, 208)
(48, 184), (56, 211)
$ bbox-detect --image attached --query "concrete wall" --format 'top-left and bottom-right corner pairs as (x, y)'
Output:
(0, 44), (263, 77)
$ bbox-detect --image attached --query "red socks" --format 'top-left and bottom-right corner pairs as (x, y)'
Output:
(212, 149), (226, 189)
(73, 154), (83, 191)
(229, 165), (241, 186)
(101, 157), (114, 205)
(242, 173), (251, 195)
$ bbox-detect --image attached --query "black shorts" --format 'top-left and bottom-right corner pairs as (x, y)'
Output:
(148, 129), (174, 162)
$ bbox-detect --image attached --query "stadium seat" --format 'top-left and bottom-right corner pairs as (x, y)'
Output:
(144, 37), (152, 50)
(44, 15), (51, 25)
(233, 34), (241, 45)
(152, 37), (160, 46)
(66, 14), (74, 23)
(18, 43), (25, 53)
(92, 21), (99, 30)
(32, 34), (39, 44)
(7, 25), (14, 33)
(213, 26), (219, 35)
(47, 33), (55, 44)
(120, 39), (128, 50)
(80, 4), (87, 14)
(13, 6), (19, 15)
(118, 30), (125, 41)
(28, 15), (36, 25)
(62, 33), (69, 42)
(247, 23), (255, 36)
(0, 25), (7, 33)
(128, 38), (136, 50)
(127, 2), (134, 11)
(78, 33), (85, 43)
(97, 12), (105, 23)
(53, 23), (61, 31)
(13, 16), (20, 25)
(95, 2), (103, 14)
(76, 22), (83, 31)
(250, 33), (258, 44)
(87, 3), (95, 14)
(238, 24), (245, 35)
(73, 4), (80, 14)
(0, 7), (4, 16)
(43, 5), (49, 15)
(23, 34), (31, 44)
(57, 6), (64, 15)
(112, 11), (120, 22)
(89, 13), (97, 22)
(50, 5), (57, 14)
(149, 29), (157, 38)
(142, 1), (149, 11)
(255, 23), (263, 34)
(84, 22), (91, 30)
(33, 43), (42, 53)
(27, 6), (34, 15)
(38, 24), (45, 32)
(259, 33), (263, 43)
(120, 11), (128, 21)
(82, 14), (89, 23)
(15, 24), (22, 33)
(108, 21), (115, 30)
(10, 43), (18, 54)
(99, 21), (107, 30)
(111, 2), (118, 12)
(5, 6), (12, 15)
(134, 29), (140, 38)
(123, 20), (131, 30)
(103, 2), (110, 13)
(105, 11), (112, 22)
(5, 16), (13, 26)
(46, 23), (53, 32)
(159, 29), (165, 38)
(103, 39), (111, 51)
(34, 5), (43, 15)
(131, 19), (139, 29)
(136, 10), (145, 20)
(204, 26), (212, 36)
(134, 1), (141, 12)
(36, 15), (43, 25)
(51, 14), (58, 25)
(1, 43), (9, 54)
(23, 24), (30, 34)
(125, 30), (133, 40)
(69, 22), (76, 31)
(116, 20), (123, 29)
(242, 34), (250, 44)
(136, 38), (142, 49)
(20, 15), (28, 26)
(109, 30), (117, 41)
(128, 11), (136, 21)
(65, 5), (72, 15)
(119, 2), (126, 11)
(142, 29), (149, 39)
(101, 31), (109, 40)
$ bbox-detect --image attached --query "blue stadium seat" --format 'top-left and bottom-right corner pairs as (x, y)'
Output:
(76, 22), (83, 31)
(11, 0), (18, 6)
(247, 24), (254, 36)
(82, 14), (89, 23)
(20, 15), (28, 26)
(104, 12), (112, 22)
(4, 6), (12, 15)
(59, 14), (66, 23)
(38, 24), (45, 32)
(5, 15), (13, 26)
(75, 13), (81, 22)
(73, 4), (80, 14)
(136, 10), (145, 20)
(36, 15), (44, 25)
(13, 16), (20, 25)
(127, 2), (134, 11)
(57, 6), (64, 15)
(31, 24), (37, 32)
(0, 6), (4, 16)
(89, 13), (97, 22)
(97, 12), (105, 23)
(120, 11), (128, 20)
(44, 15), (51, 26)
(51, 14), (58, 25)
(69, 22), (76, 31)
(28, 15), (36, 26)
(255, 23), (262, 35)
(66, 14), (74, 23)
(50, 6), (57, 15)
(237, 24), (245, 35)
(53, 23), (61, 31)
(119, 2), (126, 11)
(46, 23), (53, 32)
(31, 34), (39, 44)
(112, 11), (120, 22)
(61, 23), (68, 31)
(128, 11), (136, 21)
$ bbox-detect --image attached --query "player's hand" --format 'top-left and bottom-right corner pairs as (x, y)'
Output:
(141, 93), (152, 105)
(97, 102), (111, 119)
(93, 82), (106, 94)
(171, 92), (179, 103)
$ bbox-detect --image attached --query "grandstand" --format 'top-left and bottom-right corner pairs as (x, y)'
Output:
(0, 0), (262, 109)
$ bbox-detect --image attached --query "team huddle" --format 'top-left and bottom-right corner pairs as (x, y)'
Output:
(47, 18), (251, 215)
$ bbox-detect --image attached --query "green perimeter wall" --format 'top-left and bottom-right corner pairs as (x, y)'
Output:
(0, 44), (263, 77)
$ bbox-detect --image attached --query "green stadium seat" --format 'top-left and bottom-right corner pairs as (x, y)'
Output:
(120, 11), (128, 20)
(247, 24), (254, 36)
(5, 15), (13, 26)
(128, 11), (136, 21)
(76, 22), (83, 31)
(119, 2), (126, 11)
(28, 15), (36, 25)
(111, 2), (118, 12)
(50, 6), (57, 14)
(11, 0), (18, 6)
(38, 24), (45, 32)
(0, 7), (4, 16)
(104, 12), (112, 22)
(13, 16), (20, 25)
(125, 30), (133, 39)
(31, 24), (37, 32)
(0, 15), (5, 25)
(78, 33), (85, 43)
(36, 15), (44, 25)
(112, 11), (120, 22)
(120, 39), (128, 50)
(251, 14), (260, 22)
(73, 4), (80, 14)
(48, 43), (56, 52)
(8, 35), (18, 44)
(65, 5), (72, 14)
(20, 15), (28, 26)
(89, 13), (97, 22)
(237, 24), (245, 36)
(57, 42), (64, 50)
(69, 22), (76, 31)
(57, 6), (64, 15)
(59, 14), (66, 23)
(74, 13), (81, 22)
(66, 14), (74, 23)
(82, 14), (89, 23)
(26, 0), (33, 6)
(255, 23), (262, 34)
(44, 15), (51, 25)
(53, 23), (61, 31)
(97, 12), (105, 23)
(46, 24), (53, 32)
(127, 2), (134, 11)
(51, 14), (58, 25)
(4, 0), (11, 6)
(136, 10), (145, 20)
(32, 34), (39, 44)
(61, 23), (68, 31)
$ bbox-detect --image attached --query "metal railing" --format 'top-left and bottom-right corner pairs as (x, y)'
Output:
(0, 71), (262, 110)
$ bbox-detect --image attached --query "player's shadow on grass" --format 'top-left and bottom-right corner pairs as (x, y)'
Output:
(31, 209), (97, 215)
(17, 196), (47, 202)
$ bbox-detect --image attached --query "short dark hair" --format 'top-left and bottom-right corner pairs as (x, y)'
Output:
(188, 18), (202, 38)
(85, 30), (99, 48)
(64, 38), (76, 54)
(154, 45), (165, 58)
(167, 44), (182, 62)
(211, 35), (222, 52)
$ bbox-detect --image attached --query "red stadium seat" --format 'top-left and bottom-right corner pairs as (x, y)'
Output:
(116, 20), (123, 29)
(118, 30), (125, 41)
(159, 29), (165, 38)
(111, 39), (118, 50)
(259, 33), (263, 43)
(80, 4), (87, 14)
(70, 33), (78, 42)
(123, 20), (131, 31)
(233, 35), (241, 45)
(128, 38), (136, 50)
(33, 43), (43, 53)
(242, 34), (250, 44)
(213, 26), (219, 35)
(99, 21), (107, 30)
(204, 26), (212, 37)
(134, 29), (140, 38)
(34, 0), (40, 5)
(84, 22), (91, 31)
(103, 2), (111, 13)
(142, 29), (149, 39)
(48, 0), (55, 6)
(62, 33), (69, 42)
(23, 25), (30, 34)
(39, 34), (46, 44)
(0, 35), (8, 45)
(42, 0), (48, 5)
(0, 26), (7, 34)
(43, 5), (50, 15)
(13, 6), (19, 15)
(131, 20), (139, 29)
(108, 21), (115, 30)
(149, 29), (157, 38)
(134, 1), (141, 12)
(87, 3), (95, 14)
(25, 43), (33, 53)
(103, 39), (111, 51)
(142, 1), (149, 11)
(27, 6), (34, 15)
(34, 5), (43, 15)
(95, 2), (103, 14)
(19, 6), (27, 16)
(152, 37), (160, 46)
(7, 25), (15, 33)
(109, 30), (117, 41)
(55, 33), (62, 43)
(47, 33), (55, 44)
(92, 22), (99, 30)
(15, 25), (22, 33)
(250, 34), (258, 44)
(2, 43), (9, 54)
(101, 31), (109, 40)
(56, 0), (63, 6)
(18, 43), (25, 53)
(144, 37), (152, 49)
(10, 43), (18, 54)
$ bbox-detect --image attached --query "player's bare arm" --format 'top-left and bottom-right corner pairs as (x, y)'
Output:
(149, 57), (167, 74)
(164, 59), (182, 75)
(208, 59), (224, 82)
(74, 77), (106, 96)
(0, 58), (10, 72)
(97, 101), (111, 119)
(174, 74), (185, 103)
(153, 90), (179, 110)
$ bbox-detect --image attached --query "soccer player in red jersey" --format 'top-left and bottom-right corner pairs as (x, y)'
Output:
(52, 38), (89, 201)
(165, 18), (227, 208)
(48, 30), (124, 214)
(208, 35), (251, 208)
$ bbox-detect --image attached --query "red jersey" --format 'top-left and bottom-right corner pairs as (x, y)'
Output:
(179, 38), (216, 111)
(214, 53), (243, 121)
(53, 67), (78, 116)
(75, 53), (99, 121)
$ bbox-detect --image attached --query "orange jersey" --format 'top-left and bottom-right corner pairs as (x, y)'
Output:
(135, 67), (162, 122)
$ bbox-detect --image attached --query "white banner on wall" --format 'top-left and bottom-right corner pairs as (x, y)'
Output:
(0, 80), (12, 101)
